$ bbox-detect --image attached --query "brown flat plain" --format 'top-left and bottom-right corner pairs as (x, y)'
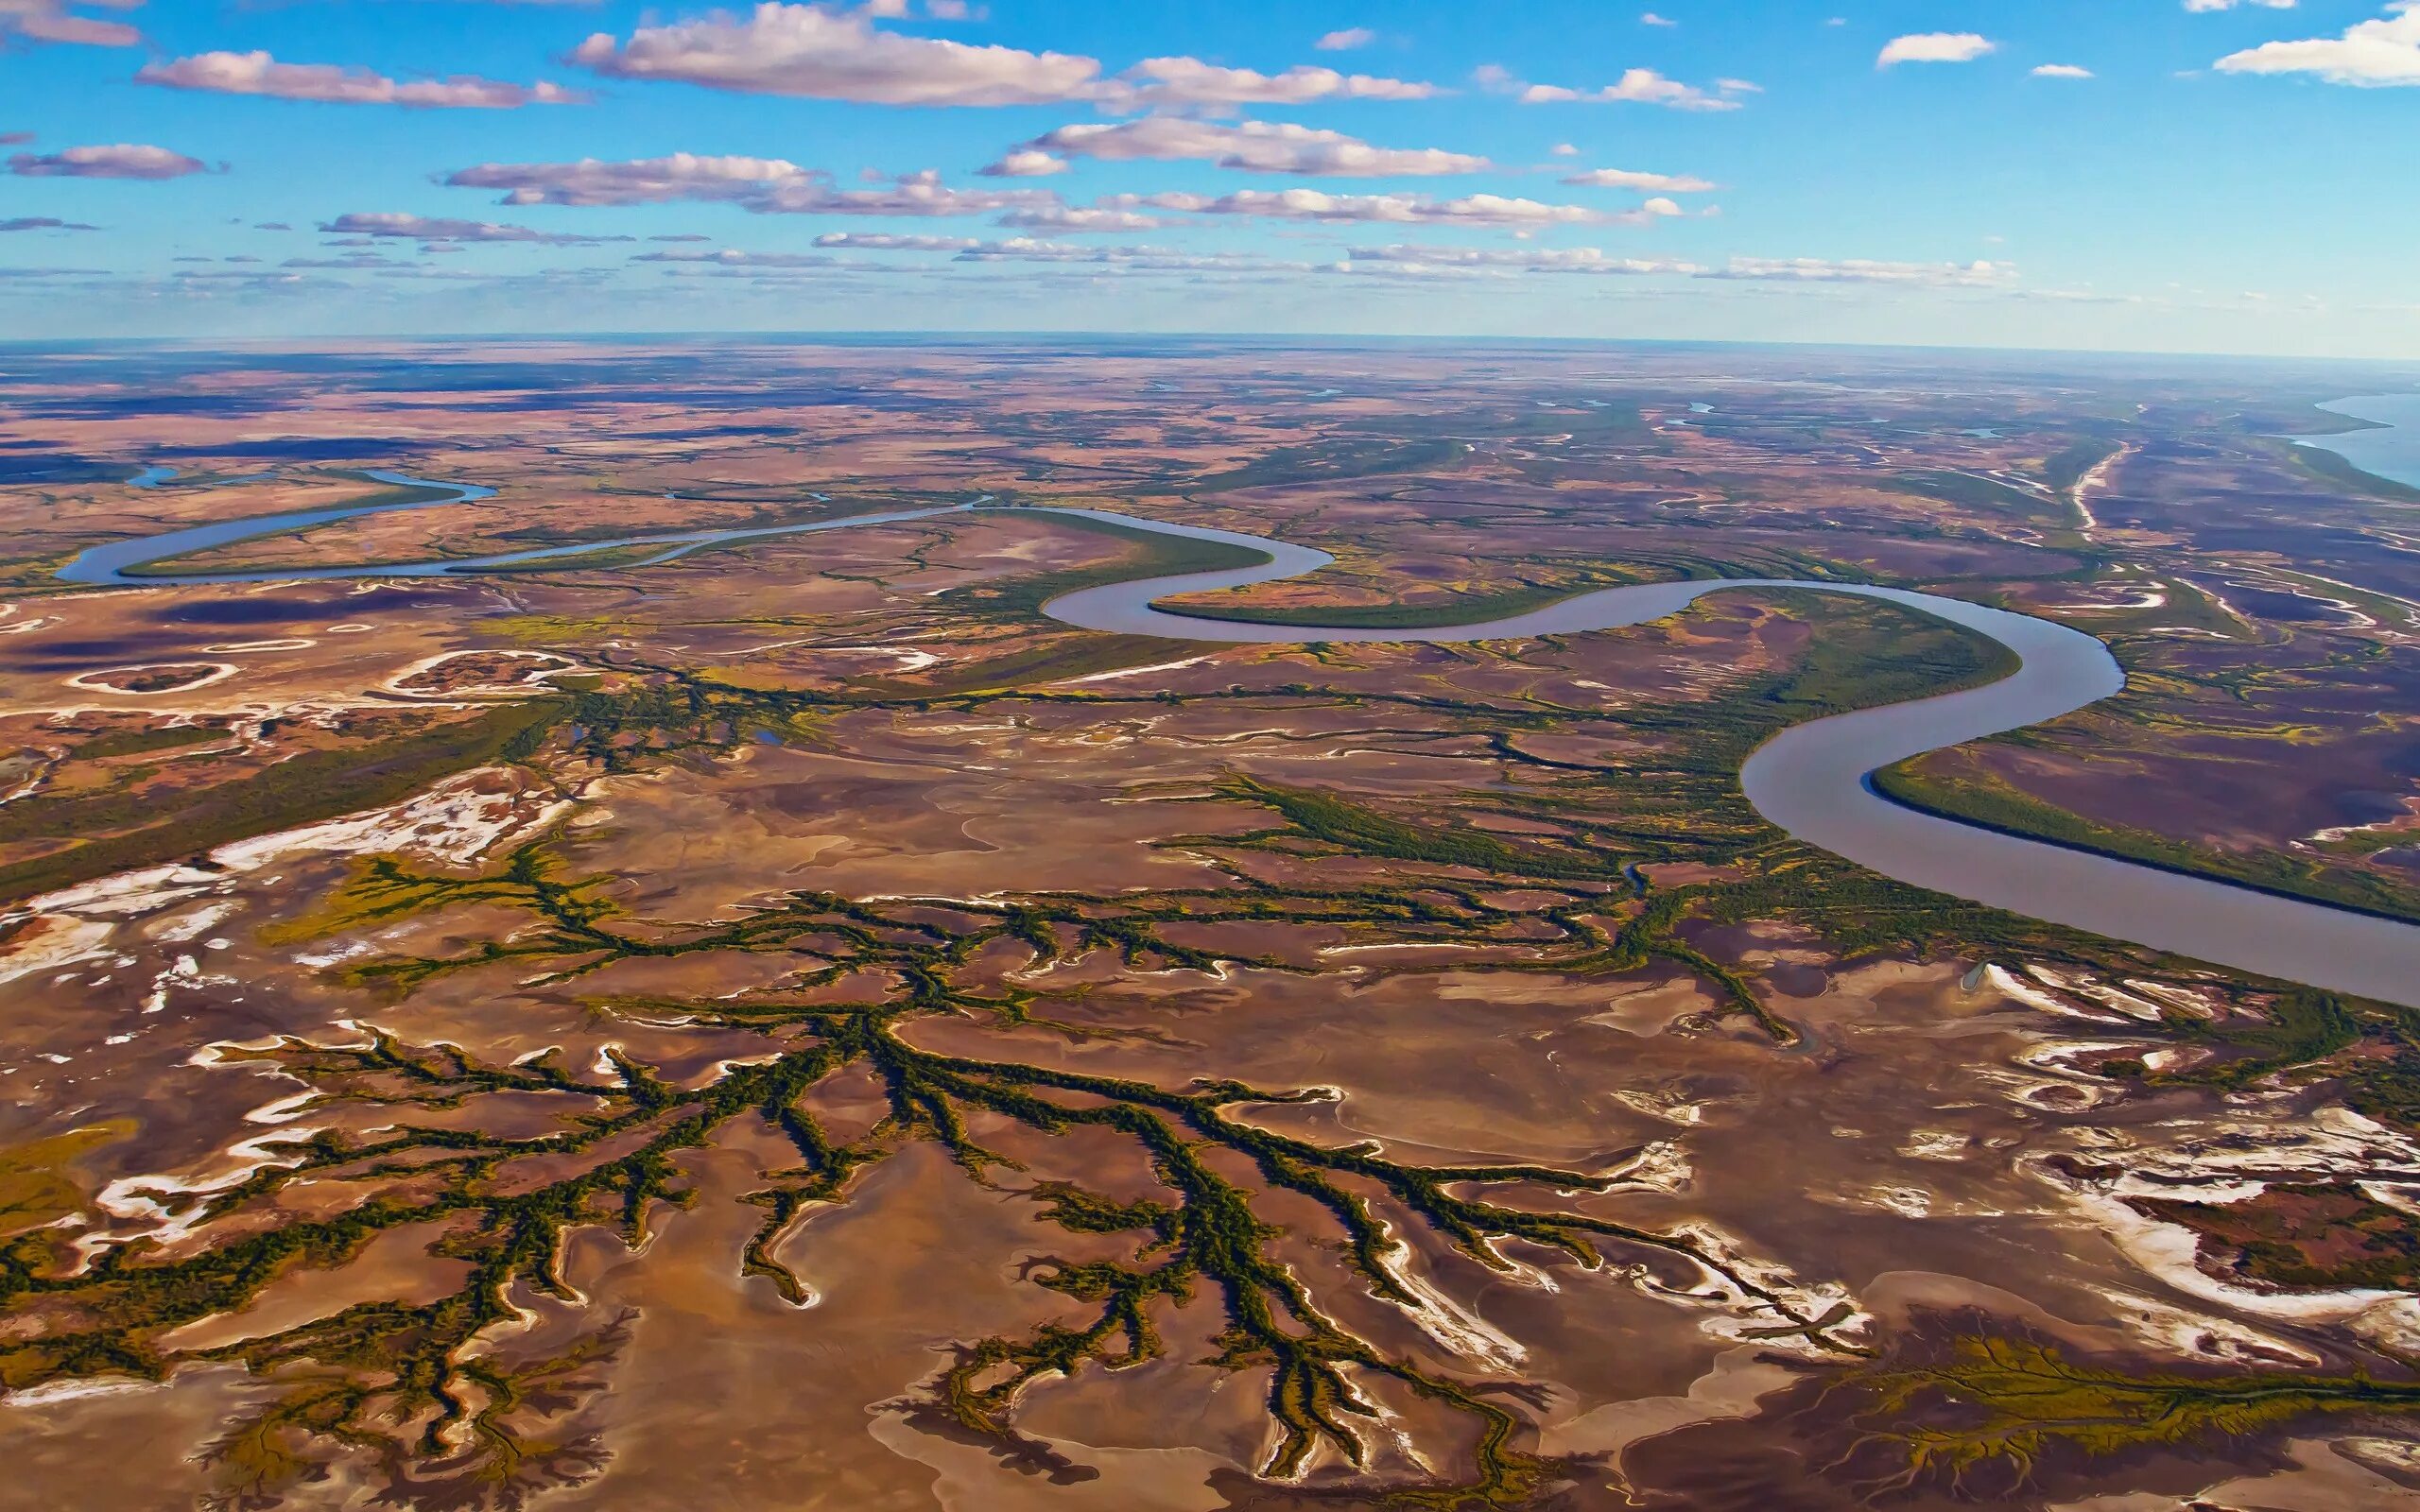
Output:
(2, 340), (2418, 1511)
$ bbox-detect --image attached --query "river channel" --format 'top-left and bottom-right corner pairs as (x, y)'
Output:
(55, 460), (2420, 1006)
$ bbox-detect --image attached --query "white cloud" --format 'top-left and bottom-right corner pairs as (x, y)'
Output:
(1876, 33), (1997, 67)
(566, 4), (1436, 110)
(448, 153), (813, 206)
(2185, 1), (2296, 11)
(1491, 65), (1752, 110)
(1012, 118), (1488, 177)
(319, 213), (620, 245)
(977, 148), (1067, 178)
(952, 238), (1305, 272)
(1349, 244), (1701, 275)
(1548, 142), (1579, 156)
(446, 156), (1054, 216)
(138, 51), (585, 108)
(0, 0), (141, 48)
(995, 204), (1168, 232)
(1313, 26), (1374, 50)
(8, 142), (206, 179)
(1702, 256), (2014, 286)
(811, 232), (980, 250)
(2216, 2), (2420, 86)
(2031, 63), (2095, 78)
(570, 1), (1103, 105)
(1560, 166), (1717, 192)
(1106, 187), (1655, 227)
(633, 248), (847, 266)
(752, 168), (1056, 215)
(1641, 11), (1676, 26)
(1103, 57), (1436, 109)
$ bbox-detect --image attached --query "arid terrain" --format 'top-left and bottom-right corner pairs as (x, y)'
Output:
(4, 338), (2420, 1510)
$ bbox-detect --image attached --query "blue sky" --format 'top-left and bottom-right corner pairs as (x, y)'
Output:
(3, 0), (2414, 355)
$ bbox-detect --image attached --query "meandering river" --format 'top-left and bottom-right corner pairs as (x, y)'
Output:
(55, 459), (2420, 1006)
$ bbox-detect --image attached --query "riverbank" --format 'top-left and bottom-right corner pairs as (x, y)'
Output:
(51, 475), (2420, 1005)
(2290, 394), (2420, 500)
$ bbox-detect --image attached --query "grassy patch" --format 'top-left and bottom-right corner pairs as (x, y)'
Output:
(1846, 1328), (2420, 1486)
(1166, 580), (1604, 630)
(2043, 438), (2122, 492)
(1754, 589), (2019, 718)
(880, 634), (1202, 696)
(118, 469), (469, 578)
(1873, 757), (2420, 924)
(1884, 470), (2065, 524)
(2278, 437), (2420, 505)
(0, 698), (565, 905)
(940, 510), (1270, 620)
(69, 721), (224, 761)
(1339, 404), (1654, 445)
(1187, 438), (1467, 493)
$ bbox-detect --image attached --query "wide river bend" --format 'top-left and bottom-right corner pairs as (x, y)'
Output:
(57, 476), (2420, 1007)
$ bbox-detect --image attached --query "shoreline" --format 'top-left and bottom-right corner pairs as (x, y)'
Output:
(2290, 394), (2420, 496)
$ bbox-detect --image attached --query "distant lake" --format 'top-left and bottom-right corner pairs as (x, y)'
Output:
(2297, 393), (2420, 490)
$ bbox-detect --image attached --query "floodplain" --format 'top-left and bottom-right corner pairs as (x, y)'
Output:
(4, 338), (2420, 1510)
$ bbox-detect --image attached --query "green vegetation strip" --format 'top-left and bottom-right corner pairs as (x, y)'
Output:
(0, 699), (563, 905)
(17, 539), (2410, 1503)
(1163, 578), (1626, 630)
(118, 470), (470, 579)
(1872, 757), (2420, 925)
(942, 508), (1270, 619)
(1846, 1330), (2420, 1488)
(2281, 437), (2420, 505)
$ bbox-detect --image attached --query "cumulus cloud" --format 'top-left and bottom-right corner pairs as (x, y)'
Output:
(1104, 187), (1650, 227)
(1314, 26), (1374, 50)
(811, 232), (980, 250)
(1009, 117), (1488, 177)
(2216, 3), (2420, 86)
(1348, 243), (1701, 275)
(755, 168), (1054, 215)
(446, 156), (1054, 217)
(318, 212), (625, 245)
(569, 2), (1103, 104)
(632, 247), (844, 266)
(0, 215), (99, 231)
(138, 51), (586, 108)
(1102, 57), (1436, 109)
(565, 3), (1441, 113)
(977, 148), (1068, 177)
(1489, 65), (1752, 110)
(0, 0), (141, 48)
(281, 252), (408, 269)
(8, 143), (207, 179)
(1559, 166), (1717, 192)
(2031, 63), (2095, 78)
(1876, 33), (1997, 67)
(995, 204), (1169, 232)
(1701, 256), (2014, 286)
(951, 238), (1299, 272)
(2185, 0), (2296, 11)
(447, 153), (813, 206)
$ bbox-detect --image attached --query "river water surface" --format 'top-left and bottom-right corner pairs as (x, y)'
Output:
(2293, 394), (2420, 491)
(53, 449), (2420, 1006)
